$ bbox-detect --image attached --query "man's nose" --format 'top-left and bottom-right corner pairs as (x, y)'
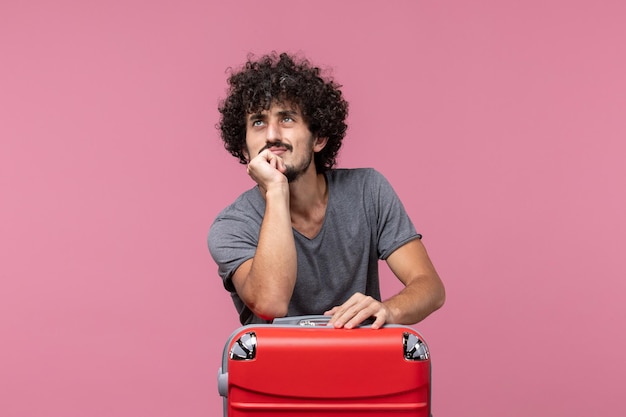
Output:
(266, 120), (281, 142)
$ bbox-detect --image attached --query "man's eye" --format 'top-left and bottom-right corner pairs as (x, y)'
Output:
(252, 120), (264, 127)
(282, 117), (294, 123)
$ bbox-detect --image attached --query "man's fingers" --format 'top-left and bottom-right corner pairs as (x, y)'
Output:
(327, 293), (389, 329)
(323, 307), (338, 316)
(247, 150), (287, 185)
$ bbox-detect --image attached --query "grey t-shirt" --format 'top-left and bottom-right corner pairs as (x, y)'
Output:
(208, 168), (421, 325)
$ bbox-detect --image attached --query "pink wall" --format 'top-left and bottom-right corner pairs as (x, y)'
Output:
(2, 1), (625, 416)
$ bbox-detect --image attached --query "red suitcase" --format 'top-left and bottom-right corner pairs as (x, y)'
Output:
(217, 315), (432, 416)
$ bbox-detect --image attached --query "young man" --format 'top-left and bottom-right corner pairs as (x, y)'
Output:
(208, 52), (445, 328)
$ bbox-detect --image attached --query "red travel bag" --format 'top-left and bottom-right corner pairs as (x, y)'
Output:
(217, 315), (432, 416)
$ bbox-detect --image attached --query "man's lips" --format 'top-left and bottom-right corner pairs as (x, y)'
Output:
(262, 142), (292, 154)
(268, 147), (287, 155)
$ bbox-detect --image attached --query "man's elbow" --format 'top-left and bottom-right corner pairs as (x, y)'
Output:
(250, 300), (289, 321)
(433, 281), (446, 311)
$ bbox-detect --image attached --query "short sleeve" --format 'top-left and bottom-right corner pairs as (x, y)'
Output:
(367, 170), (421, 259)
(207, 190), (264, 291)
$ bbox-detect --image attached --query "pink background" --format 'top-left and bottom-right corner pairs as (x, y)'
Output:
(2, 1), (625, 416)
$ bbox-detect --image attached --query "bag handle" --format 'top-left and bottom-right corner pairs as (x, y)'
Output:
(271, 315), (376, 327)
(272, 315), (331, 326)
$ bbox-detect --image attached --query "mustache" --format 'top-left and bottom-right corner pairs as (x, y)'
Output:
(261, 141), (293, 152)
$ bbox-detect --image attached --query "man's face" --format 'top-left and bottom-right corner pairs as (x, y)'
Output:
(245, 102), (321, 182)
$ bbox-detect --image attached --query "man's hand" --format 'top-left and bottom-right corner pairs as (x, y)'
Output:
(246, 149), (288, 189)
(231, 150), (296, 321)
(324, 292), (392, 330)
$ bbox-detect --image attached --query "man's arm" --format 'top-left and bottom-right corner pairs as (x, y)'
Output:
(230, 150), (297, 320)
(326, 239), (445, 329)
(383, 238), (446, 323)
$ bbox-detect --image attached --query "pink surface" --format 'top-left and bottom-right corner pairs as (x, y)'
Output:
(1, 1), (625, 416)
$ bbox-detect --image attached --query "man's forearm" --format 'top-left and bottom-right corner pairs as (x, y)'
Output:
(237, 185), (297, 319)
(383, 275), (446, 325)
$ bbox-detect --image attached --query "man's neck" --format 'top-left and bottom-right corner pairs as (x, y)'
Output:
(289, 169), (327, 214)
(288, 170), (328, 239)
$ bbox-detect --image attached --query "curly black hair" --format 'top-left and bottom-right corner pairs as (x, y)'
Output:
(217, 52), (349, 172)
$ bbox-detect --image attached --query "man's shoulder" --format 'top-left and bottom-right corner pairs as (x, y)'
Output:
(214, 186), (264, 221)
(326, 168), (389, 191)
(326, 167), (384, 182)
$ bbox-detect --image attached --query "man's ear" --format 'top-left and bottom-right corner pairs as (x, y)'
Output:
(313, 137), (328, 152)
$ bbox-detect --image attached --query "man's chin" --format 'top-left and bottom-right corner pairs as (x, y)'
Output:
(284, 168), (302, 183)
(284, 154), (313, 183)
